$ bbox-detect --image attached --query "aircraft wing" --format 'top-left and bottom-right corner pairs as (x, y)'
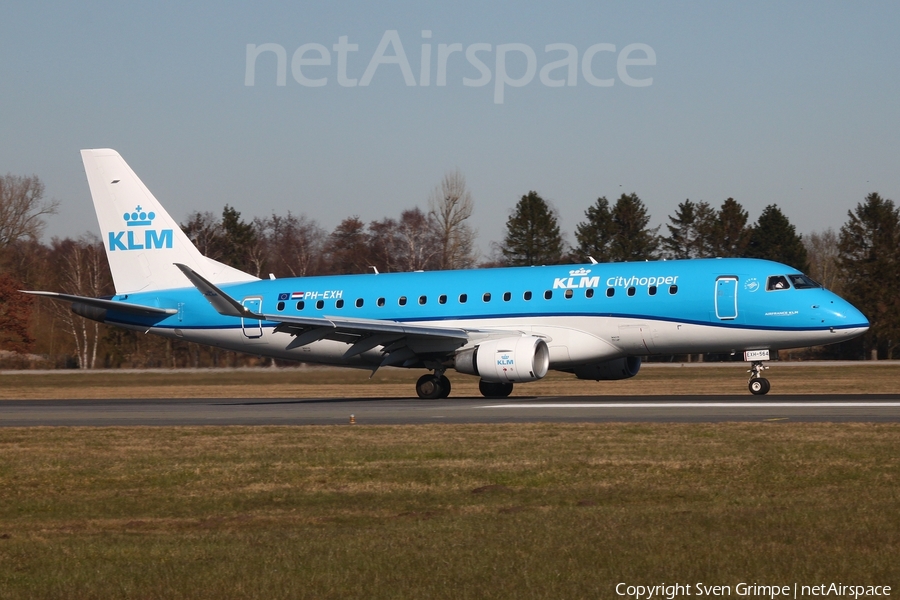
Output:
(174, 264), (491, 367)
(21, 291), (178, 317)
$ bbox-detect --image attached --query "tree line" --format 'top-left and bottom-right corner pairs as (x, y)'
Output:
(0, 169), (897, 367)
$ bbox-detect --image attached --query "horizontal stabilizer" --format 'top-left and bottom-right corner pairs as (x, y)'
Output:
(174, 263), (257, 318)
(21, 291), (178, 317)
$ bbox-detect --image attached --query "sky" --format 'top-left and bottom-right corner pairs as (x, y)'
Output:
(2, 1), (898, 260)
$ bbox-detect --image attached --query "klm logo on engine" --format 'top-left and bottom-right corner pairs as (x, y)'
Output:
(553, 268), (600, 290)
(108, 206), (173, 251)
(497, 354), (514, 366)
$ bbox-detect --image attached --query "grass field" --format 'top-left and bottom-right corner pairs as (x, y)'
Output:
(1, 365), (897, 598)
(1, 362), (899, 399)
(0, 423), (898, 599)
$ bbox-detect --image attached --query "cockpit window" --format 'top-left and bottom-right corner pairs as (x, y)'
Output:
(766, 275), (791, 291)
(788, 274), (822, 289)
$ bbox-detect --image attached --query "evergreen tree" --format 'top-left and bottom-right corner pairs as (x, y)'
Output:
(574, 196), (614, 262)
(746, 204), (808, 270)
(609, 193), (659, 261)
(323, 216), (371, 274)
(220, 205), (258, 274)
(706, 198), (751, 257)
(500, 191), (565, 266)
(662, 199), (711, 259)
(837, 193), (900, 358)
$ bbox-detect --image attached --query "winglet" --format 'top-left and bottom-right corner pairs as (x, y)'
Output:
(174, 263), (258, 319)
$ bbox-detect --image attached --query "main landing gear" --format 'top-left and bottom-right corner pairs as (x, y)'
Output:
(478, 380), (513, 398)
(415, 372), (451, 399)
(747, 361), (770, 395)
(415, 373), (515, 399)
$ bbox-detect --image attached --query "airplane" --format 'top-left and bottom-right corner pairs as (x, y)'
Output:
(25, 149), (869, 398)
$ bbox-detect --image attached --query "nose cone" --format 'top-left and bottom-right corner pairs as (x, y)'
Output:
(827, 295), (869, 340)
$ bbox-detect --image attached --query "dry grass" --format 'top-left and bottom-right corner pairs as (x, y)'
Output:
(1, 363), (898, 399)
(0, 424), (898, 599)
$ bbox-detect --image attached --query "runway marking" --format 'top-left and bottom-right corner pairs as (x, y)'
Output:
(482, 402), (900, 409)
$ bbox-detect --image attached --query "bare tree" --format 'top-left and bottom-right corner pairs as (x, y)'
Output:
(428, 170), (477, 269)
(181, 211), (223, 259)
(48, 234), (112, 369)
(804, 228), (842, 293)
(0, 174), (59, 249)
(256, 212), (325, 277)
(396, 208), (440, 271)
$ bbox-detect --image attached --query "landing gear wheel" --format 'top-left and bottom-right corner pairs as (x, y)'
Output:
(479, 380), (513, 398)
(416, 374), (443, 399)
(437, 375), (451, 399)
(749, 377), (770, 395)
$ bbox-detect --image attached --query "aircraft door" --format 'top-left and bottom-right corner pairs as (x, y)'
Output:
(715, 277), (738, 320)
(241, 297), (263, 338)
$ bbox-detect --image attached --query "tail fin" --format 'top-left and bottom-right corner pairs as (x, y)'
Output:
(81, 149), (258, 294)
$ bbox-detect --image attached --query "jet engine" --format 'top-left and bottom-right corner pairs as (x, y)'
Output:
(572, 356), (641, 381)
(453, 336), (550, 383)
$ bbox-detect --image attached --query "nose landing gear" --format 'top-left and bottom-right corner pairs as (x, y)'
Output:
(747, 360), (770, 395)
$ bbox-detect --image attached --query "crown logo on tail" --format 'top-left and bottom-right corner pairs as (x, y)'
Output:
(123, 205), (156, 227)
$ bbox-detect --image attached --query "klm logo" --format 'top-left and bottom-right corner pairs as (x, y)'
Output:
(108, 206), (173, 251)
(553, 268), (600, 290)
(497, 354), (514, 367)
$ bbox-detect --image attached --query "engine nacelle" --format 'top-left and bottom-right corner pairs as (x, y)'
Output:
(454, 336), (550, 383)
(573, 356), (641, 381)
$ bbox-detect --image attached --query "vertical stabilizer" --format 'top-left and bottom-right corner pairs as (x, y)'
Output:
(81, 149), (257, 294)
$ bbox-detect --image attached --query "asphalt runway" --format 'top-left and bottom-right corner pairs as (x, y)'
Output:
(2, 394), (900, 426)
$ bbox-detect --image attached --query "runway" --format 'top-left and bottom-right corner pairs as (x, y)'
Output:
(2, 394), (900, 426)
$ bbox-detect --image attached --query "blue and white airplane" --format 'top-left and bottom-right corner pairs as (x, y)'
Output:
(27, 149), (869, 398)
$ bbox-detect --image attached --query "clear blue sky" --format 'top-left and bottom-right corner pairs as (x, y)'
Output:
(2, 1), (898, 258)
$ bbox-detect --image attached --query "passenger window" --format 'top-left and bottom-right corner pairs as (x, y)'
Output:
(439, 295), (447, 304)
(503, 292), (511, 302)
(766, 275), (791, 291)
(483, 292), (491, 302)
(277, 301), (285, 311)
(544, 290), (552, 300)
(355, 298), (364, 308)
(459, 293), (468, 303)
(606, 288), (615, 297)
(296, 300), (305, 310)
(316, 300), (324, 310)
(398, 296), (407, 306)
(419, 295), (427, 305)
(585, 288), (594, 298)
(669, 285), (678, 295)
(788, 274), (821, 289)
(335, 299), (344, 309)
(377, 297), (385, 307)
(523, 291), (532, 301)
(627, 287), (636, 297)
(648, 285), (657, 296)
(564, 289), (573, 299)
